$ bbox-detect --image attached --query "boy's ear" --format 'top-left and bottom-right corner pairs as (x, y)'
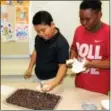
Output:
(98, 11), (102, 19)
(51, 22), (55, 28)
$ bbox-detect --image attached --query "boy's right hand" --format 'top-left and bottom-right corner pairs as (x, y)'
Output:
(66, 59), (74, 68)
(24, 68), (32, 79)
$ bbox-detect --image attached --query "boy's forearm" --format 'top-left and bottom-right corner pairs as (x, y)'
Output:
(54, 64), (67, 85)
(70, 49), (78, 59)
(86, 59), (110, 69)
(28, 59), (35, 69)
(28, 51), (36, 69)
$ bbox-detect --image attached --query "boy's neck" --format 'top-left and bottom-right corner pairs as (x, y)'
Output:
(90, 21), (102, 32)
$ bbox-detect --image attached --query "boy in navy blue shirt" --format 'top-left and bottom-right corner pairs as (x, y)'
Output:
(24, 11), (69, 92)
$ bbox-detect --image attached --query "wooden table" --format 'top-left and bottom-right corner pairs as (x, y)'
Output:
(1, 76), (109, 110)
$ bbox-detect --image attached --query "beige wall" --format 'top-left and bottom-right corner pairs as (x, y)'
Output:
(1, 42), (29, 55)
(29, 1), (109, 54)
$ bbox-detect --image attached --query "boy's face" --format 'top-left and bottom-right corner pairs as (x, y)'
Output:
(34, 22), (55, 40)
(79, 9), (101, 31)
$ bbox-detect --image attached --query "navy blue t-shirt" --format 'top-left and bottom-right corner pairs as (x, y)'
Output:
(34, 28), (69, 80)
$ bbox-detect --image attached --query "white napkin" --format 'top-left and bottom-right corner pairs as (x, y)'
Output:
(71, 58), (86, 73)
(36, 83), (49, 92)
(67, 58), (86, 73)
(66, 59), (75, 65)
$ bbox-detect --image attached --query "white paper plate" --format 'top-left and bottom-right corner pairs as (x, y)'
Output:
(101, 100), (109, 110)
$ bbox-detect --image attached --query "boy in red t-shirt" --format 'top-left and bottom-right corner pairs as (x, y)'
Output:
(70, 0), (110, 95)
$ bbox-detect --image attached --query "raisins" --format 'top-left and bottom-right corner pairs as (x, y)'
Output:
(6, 89), (61, 110)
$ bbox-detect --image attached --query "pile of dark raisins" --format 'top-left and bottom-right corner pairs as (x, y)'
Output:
(6, 89), (61, 110)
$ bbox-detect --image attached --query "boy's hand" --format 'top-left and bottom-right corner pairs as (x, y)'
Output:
(24, 68), (32, 79)
(42, 80), (58, 92)
(66, 59), (74, 68)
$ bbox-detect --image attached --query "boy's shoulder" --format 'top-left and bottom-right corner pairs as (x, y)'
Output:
(35, 35), (42, 41)
(102, 22), (109, 33)
(57, 32), (68, 43)
(56, 31), (69, 46)
(76, 25), (83, 29)
(75, 25), (84, 33)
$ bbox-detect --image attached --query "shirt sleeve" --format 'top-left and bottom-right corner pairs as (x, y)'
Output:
(106, 29), (110, 60)
(71, 28), (78, 51)
(56, 37), (69, 64)
(34, 36), (39, 51)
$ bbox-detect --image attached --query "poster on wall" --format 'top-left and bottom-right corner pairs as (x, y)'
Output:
(1, 0), (14, 5)
(1, 5), (8, 22)
(15, 24), (28, 42)
(1, 22), (14, 42)
(1, 0), (29, 6)
(15, 0), (29, 6)
(1, 5), (15, 42)
(1, 0), (29, 42)
(16, 6), (29, 23)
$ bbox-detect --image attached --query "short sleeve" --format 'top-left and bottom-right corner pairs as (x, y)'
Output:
(57, 38), (69, 64)
(71, 28), (78, 51)
(106, 28), (110, 60)
(34, 36), (39, 51)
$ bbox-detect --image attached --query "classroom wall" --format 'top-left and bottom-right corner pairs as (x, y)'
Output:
(29, 1), (109, 55)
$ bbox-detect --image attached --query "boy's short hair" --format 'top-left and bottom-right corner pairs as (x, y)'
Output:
(80, 0), (102, 12)
(32, 11), (53, 26)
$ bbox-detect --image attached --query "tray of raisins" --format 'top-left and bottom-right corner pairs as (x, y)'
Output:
(6, 89), (61, 110)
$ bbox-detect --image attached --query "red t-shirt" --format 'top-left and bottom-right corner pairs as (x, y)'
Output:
(71, 23), (110, 94)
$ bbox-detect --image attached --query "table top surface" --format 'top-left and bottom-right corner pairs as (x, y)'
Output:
(1, 76), (109, 110)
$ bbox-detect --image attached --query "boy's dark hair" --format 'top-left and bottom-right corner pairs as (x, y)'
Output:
(32, 11), (53, 26)
(80, 0), (102, 12)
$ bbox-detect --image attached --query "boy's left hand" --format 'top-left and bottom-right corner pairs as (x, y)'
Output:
(42, 80), (58, 92)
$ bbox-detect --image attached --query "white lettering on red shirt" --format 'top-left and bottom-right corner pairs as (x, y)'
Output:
(76, 42), (102, 75)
